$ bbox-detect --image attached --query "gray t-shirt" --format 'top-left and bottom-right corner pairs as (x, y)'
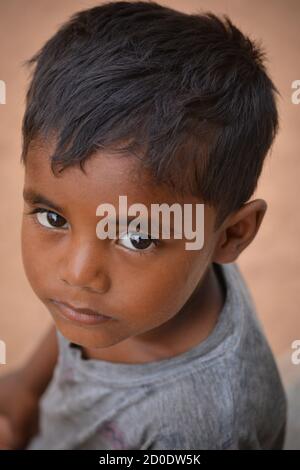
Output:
(26, 262), (287, 450)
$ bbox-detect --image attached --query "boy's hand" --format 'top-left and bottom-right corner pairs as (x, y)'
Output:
(0, 369), (40, 449)
(0, 415), (14, 449)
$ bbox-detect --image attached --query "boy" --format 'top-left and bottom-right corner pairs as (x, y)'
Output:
(0, 1), (287, 450)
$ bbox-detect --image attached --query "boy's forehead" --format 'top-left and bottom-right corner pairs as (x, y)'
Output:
(24, 137), (199, 208)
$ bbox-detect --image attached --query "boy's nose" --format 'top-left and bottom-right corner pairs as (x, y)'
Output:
(58, 236), (110, 294)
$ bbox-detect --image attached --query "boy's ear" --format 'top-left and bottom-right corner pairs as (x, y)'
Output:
(212, 199), (267, 264)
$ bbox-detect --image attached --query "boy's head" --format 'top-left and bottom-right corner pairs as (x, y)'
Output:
(20, 1), (278, 351)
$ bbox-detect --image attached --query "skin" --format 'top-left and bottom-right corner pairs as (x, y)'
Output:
(21, 137), (267, 364)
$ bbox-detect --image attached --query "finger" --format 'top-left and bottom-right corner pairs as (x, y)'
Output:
(0, 414), (14, 449)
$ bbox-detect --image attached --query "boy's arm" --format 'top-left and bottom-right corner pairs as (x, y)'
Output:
(20, 323), (58, 398)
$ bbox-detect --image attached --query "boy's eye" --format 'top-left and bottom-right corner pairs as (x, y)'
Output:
(118, 231), (159, 253)
(31, 208), (69, 230)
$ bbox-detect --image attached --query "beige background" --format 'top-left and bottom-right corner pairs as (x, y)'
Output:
(0, 1), (299, 439)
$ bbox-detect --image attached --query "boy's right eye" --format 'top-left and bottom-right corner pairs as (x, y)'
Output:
(27, 208), (69, 230)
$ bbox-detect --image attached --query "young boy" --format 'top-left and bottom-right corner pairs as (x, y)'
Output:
(0, 1), (287, 450)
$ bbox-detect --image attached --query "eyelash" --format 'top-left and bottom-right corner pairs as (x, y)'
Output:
(24, 207), (161, 255)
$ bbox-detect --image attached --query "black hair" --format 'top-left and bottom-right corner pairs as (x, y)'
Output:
(20, 0), (279, 230)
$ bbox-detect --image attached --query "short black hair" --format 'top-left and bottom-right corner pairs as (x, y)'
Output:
(20, 0), (279, 230)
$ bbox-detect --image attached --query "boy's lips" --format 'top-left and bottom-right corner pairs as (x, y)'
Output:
(50, 299), (114, 325)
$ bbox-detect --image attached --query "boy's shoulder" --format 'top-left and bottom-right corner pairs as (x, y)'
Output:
(54, 262), (287, 449)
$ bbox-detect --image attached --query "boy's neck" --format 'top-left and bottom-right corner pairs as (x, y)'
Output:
(80, 262), (226, 364)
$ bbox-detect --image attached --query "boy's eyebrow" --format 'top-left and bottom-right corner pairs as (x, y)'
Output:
(107, 214), (174, 228)
(23, 188), (64, 213)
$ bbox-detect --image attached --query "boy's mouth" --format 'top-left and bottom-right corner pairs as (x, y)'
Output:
(50, 299), (113, 326)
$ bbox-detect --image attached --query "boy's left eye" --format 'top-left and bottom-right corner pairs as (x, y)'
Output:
(30, 208), (69, 229)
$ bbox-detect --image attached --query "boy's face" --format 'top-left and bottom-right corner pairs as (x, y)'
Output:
(21, 138), (221, 352)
